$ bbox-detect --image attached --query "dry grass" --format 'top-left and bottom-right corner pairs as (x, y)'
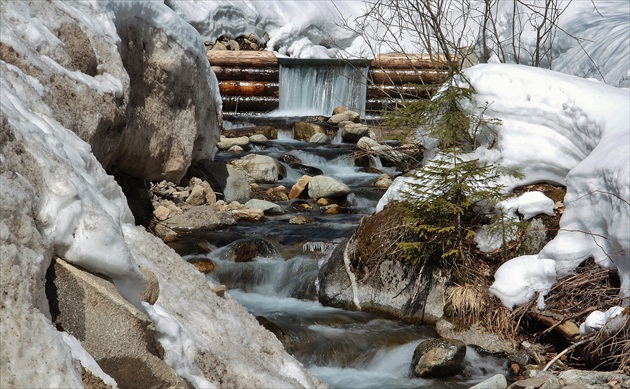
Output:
(447, 284), (487, 326)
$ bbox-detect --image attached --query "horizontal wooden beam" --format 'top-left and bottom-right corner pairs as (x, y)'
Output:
(370, 53), (452, 70)
(207, 51), (279, 67)
(368, 69), (449, 85)
(219, 81), (279, 97)
(211, 66), (279, 82)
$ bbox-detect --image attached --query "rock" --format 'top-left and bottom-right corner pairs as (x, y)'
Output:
(153, 205), (172, 221)
(188, 258), (216, 273)
(228, 145), (245, 152)
(186, 182), (207, 206)
(218, 238), (279, 262)
(48, 258), (186, 388)
(289, 175), (312, 200)
(212, 41), (228, 50)
(307, 175), (351, 200)
(332, 106), (349, 115)
(211, 285), (226, 298)
(231, 154), (279, 184)
(410, 338), (467, 378)
(357, 136), (381, 150)
(293, 121), (334, 141)
(318, 203), (446, 324)
(374, 174), (393, 190)
(261, 186), (289, 202)
(158, 205), (235, 235)
(508, 371), (560, 389)
(139, 267), (160, 305)
(217, 136), (250, 151)
(470, 374), (508, 389)
(228, 39), (239, 51)
(280, 154), (302, 165)
(222, 126), (277, 139)
(435, 319), (514, 354)
(289, 215), (316, 225)
(341, 122), (370, 143)
(328, 110), (360, 125)
(309, 133), (330, 144)
(323, 204), (340, 215)
(231, 208), (265, 222)
(249, 134), (268, 143)
(245, 199), (284, 215)
(559, 370), (630, 387)
(186, 160), (251, 204)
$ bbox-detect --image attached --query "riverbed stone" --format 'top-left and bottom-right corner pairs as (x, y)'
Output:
(294, 122), (331, 141)
(245, 199), (284, 215)
(249, 134), (268, 143)
(217, 136), (250, 151)
(289, 215), (316, 225)
(153, 205), (172, 221)
(222, 126), (278, 139)
(231, 154), (278, 184)
(410, 338), (467, 378)
(231, 208), (265, 222)
(342, 122), (369, 143)
(309, 132), (330, 144)
(373, 174), (393, 190)
(185, 160), (251, 204)
(307, 175), (351, 200)
(328, 110), (360, 125)
(558, 370), (630, 388)
(289, 175), (311, 200)
(188, 258), (216, 273)
(158, 205), (235, 235)
(508, 371), (560, 389)
(470, 374), (508, 389)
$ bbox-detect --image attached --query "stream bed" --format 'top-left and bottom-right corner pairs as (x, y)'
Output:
(183, 116), (507, 388)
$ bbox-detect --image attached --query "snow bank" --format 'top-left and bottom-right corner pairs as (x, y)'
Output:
(463, 64), (630, 308)
(579, 306), (625, 335)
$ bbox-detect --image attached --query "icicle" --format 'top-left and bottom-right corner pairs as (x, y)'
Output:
(343, 237), (361, 310)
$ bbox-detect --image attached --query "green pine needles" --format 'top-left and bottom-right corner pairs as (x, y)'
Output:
(390, 74), (517, 269)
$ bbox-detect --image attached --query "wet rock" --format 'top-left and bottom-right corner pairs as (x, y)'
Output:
(309, 132), (330, 144)
(231, 208), (265, 222)
(188, 258), (216, 273)
(245, 199), (284, 215)
(280, 154), (302, 165)
(217, 135), (250, 151)
(294, 121), (333, 141)
(222, 126), (278, 139)
(470, 374), (508, 389)
(291, 163), (323, 177)
(290, 200), (314, 211)
(249, 134), (268, 143)
(231, 154), (279, 184)
(332, 105), (349, 115)
(323, 204), (340, 215)
(328, 110), (360, 125)
(289, 175), (311, 200)
(318, 203), (446, 324)
(289, 215), (316, 225)
(373, 174), (393, 190)
(228, 145), (245, 152)
(410, 338), (467, 378)
(341, 122), (369, 143)
(218, 238), (279, 262)
(435, 319), (514, 354)
(307, 175), (351, 200)
(260, 186), (289, 202)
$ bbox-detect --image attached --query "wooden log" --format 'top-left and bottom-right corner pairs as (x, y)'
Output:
(367, 84), (434, 99)
(211, 66), (279, 82)
(368, 69), (448, 85)
(219, 81), (279, 97)
(365, 97), (405, 113)
(371, 53), (452, 70)
(208, 51), (278, 67)
(221, 96), (279, 113)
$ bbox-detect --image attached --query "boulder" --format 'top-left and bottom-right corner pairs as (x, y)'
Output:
(318, 203), (446, 323)
(410, 338), (467, 378)
(307, 176), (351, 200)
(157, 205), (235, 236)
(217, 238), (280, 262)
(559, 370), (630, 387)
(245, 199), (284, 215)
(309, 132), (330, 144)
(48, 258), (187, 388)
(373, 174), (393, 190)
(249, 134), (269, 143)
(222, 126), (278, 139)
(332, 106), (349, 115)
(217, 136), (250, 151)
(185, 160), (251, 204)
(188, 258), (216, 273)
(289, 175), (312, 200)
(231, 154), (278, 184)
(508, 371), (560, 389)
(185, 178), (208, 206)
(294, 122), (336, 141)
(231, 208), (265, 222)
(328, 110), (360, 125)
(341, 123), (370, 143)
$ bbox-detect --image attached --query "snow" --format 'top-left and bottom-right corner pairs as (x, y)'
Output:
(489, 255), (557, 310)
(579, 306), (625, 335)
(60, 332), (118, 387)
(499, 191), (556, 221)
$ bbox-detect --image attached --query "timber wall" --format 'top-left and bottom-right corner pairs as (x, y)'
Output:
(208, 51), (449, 116)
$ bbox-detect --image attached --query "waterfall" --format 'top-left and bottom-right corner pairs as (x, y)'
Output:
(278, 58), (370, 116)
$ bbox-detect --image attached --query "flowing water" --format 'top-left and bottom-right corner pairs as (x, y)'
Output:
(184, 116), (507, 388)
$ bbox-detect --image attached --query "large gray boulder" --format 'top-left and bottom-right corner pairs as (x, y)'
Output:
(49, 258), (186, 388)
(307, 175), (351, 199)
(185, 160), (251, 204)
(1, 1), (221, 184)
(318, 203), (446, 324)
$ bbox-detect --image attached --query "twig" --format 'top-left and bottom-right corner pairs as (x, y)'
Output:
(542, 338), (590, 371)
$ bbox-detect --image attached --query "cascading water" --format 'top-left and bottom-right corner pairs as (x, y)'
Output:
(277, 58), (370, 116)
